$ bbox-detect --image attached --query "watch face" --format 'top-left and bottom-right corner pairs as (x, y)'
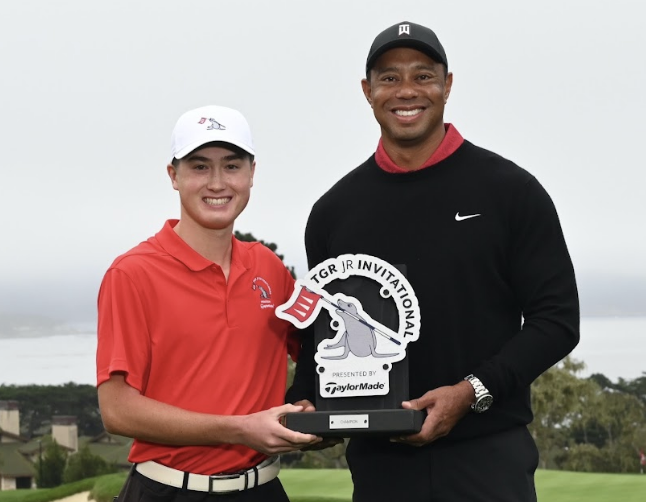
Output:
(474, 395), (493, 413)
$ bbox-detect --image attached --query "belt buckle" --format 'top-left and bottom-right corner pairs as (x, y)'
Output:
(208, 471), (246, 494)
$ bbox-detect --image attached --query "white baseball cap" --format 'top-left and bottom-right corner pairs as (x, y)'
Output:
(170, 105), (255, 160)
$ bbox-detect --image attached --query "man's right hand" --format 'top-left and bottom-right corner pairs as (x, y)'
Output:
(238, 404), (322, 455)
(291, 399), (344, 451)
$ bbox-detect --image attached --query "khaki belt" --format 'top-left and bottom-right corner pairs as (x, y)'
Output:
(135, 456), (280, 493)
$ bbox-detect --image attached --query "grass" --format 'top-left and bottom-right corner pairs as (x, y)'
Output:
(2, 469), (645, 502)
(281, 469), (352, 501)
(535, 469), (646, 502)
(88, 473), (126, 502)
(0, 478), (96, 502)
(284, 469), (646, 502)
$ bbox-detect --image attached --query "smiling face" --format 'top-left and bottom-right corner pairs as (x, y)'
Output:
(167, 144), (255, 233)
(362, 47), (453, 152)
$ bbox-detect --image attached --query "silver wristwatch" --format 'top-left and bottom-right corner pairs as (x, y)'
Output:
(464, 374), (493, 413)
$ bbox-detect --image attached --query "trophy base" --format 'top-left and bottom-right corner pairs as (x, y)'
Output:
(284, 409), (424, 437)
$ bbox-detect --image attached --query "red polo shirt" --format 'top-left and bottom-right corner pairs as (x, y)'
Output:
(97, 220), (297, 474)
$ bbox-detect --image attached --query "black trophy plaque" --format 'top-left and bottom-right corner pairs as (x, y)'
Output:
(277, 254), (424, 437)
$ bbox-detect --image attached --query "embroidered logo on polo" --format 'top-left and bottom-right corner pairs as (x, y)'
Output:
(252, 277), (274, 309)
(276, 254), (421, 398)
(197, 117), (227, 131)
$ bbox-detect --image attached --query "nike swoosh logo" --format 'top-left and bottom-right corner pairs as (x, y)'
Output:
(455, 212), (481, 221)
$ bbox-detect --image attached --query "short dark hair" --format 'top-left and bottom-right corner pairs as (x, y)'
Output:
(171, 141), (254, 167)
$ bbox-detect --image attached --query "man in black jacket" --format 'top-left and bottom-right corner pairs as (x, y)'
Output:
(286, 21), (579, 502)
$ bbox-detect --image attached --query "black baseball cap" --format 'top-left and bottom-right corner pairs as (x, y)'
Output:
(366, 21), (448, 75)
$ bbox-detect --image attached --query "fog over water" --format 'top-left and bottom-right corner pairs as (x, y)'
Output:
(0, 317), (643, 387)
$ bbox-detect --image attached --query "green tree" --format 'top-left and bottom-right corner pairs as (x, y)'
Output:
(558, 371), (646, 473)
(0, 383), (103, 438)
(590, 373), (646, 406)
(561, 443), (609, 472)
(63, 444), (116, 482)
(594, 391), (644, 448)
(234, 230), (296, 278)
(614, 375), (646, 406)
(35, 439), (67, 488)
(529, 357), (599, 469)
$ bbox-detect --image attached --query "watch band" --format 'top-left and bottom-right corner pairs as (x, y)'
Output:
(464, 374), (493, 413)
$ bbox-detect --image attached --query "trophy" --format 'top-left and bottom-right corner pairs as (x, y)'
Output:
(276, 254), (423, 437)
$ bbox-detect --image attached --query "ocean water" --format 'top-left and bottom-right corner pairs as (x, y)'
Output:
(0, 317), (644, 386)
(0, 333), (98, 386)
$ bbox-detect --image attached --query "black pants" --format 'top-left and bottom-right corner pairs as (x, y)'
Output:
(346, 426), (539, 502)
(116, 468), (289, 502)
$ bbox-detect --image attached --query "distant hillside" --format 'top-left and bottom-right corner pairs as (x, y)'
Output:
(578, 274), (646, 317)
(0, 313), (92, 339)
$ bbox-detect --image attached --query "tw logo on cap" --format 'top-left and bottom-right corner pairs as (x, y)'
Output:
(197, 117), (226, 130)
(398, 24), (410, 36)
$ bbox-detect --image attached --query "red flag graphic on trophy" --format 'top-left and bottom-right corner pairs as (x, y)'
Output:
(279, 286), (323, 324)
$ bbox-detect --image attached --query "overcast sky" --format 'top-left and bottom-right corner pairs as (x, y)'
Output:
(1, 0), (645, 328)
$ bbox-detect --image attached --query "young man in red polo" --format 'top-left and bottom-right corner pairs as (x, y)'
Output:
(97, 105), (320, 501)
